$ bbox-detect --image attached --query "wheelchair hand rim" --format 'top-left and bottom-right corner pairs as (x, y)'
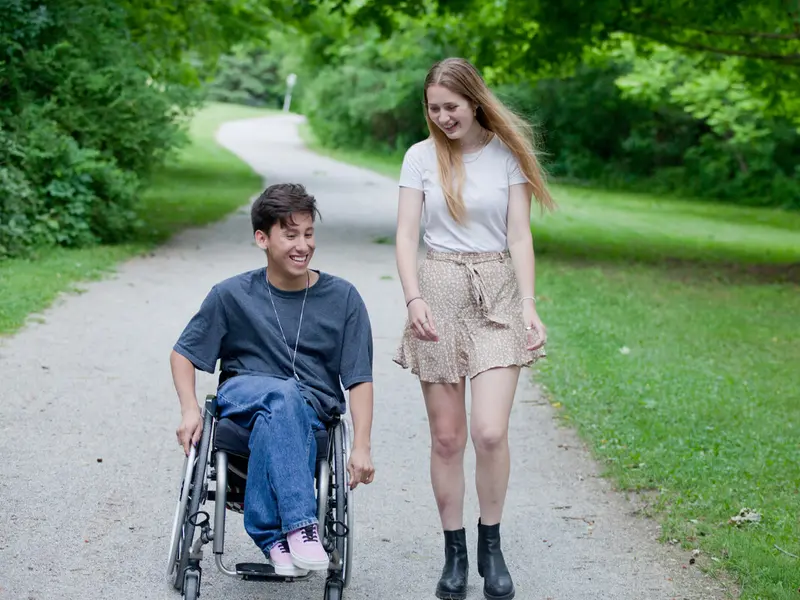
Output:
(166, 444), (197, 578)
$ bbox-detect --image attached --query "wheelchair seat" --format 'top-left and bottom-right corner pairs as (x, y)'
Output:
(214, 418), (330, 464)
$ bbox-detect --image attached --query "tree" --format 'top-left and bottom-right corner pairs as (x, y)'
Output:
(335, 0), (800, 117)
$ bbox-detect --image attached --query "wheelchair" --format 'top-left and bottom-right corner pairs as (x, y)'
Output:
(166, 393), (354, 600)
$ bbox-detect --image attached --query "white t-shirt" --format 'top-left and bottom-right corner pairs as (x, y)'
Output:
(398, 135), (528, 253)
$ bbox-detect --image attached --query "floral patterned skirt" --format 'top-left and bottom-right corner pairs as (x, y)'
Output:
(393, 250), (545, 383)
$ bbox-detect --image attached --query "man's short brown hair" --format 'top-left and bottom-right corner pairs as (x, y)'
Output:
(251, 183), (320, 233)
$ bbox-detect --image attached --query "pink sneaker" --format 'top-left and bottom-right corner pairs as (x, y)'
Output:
(286, 524), (329, 571)
(269, 539), (309, 577)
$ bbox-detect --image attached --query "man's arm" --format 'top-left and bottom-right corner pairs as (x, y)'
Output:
(171, 349), (200, 415)
(171, 349), (203, 455)
(170, 285), (228, 454)
(346, 381), (375, 489)
(348, 381), (373, 452)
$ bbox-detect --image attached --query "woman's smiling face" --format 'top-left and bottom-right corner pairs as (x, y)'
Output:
(425, 84), (476, 141)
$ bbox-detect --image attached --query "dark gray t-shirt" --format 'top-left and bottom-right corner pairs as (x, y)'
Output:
(173, 268), (373, 421)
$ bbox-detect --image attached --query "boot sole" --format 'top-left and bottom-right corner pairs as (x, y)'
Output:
(435, 590), (467, 600)
(478, 569), (515, 600)
(483, 590), (515, 600)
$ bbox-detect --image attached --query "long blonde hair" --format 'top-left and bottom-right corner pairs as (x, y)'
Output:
(423, 57), (556, 222)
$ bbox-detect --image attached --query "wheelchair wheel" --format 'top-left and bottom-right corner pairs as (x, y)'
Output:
(170, 407), (214, 590)
(182, 568), (200, 599)
(330, 418), (354, 588)
(166, 444), (197, 579)
(324, 578), (343, 600)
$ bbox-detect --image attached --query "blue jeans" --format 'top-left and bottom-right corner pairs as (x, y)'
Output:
(216, 374), (323, 553)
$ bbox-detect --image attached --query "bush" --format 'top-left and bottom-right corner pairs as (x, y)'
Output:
(206, 47), (286, 109)
(496, 64), (708, 184)
(299, 26), (457, 154)
(0, 0), (200, 258)
(0, 109), (142, 258)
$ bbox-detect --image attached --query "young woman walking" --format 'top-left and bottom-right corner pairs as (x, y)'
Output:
(393, 57), (556, 600)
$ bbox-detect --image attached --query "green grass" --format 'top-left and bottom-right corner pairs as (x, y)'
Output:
(536, 263), (800, 599)
(0, 102), (274, 335)
(300, 131), (800, 599)
(532, 185), (800, 267)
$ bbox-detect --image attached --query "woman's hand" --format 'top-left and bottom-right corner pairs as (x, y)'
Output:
(408, 298), (439, 342)
(523, 301), (546, 351)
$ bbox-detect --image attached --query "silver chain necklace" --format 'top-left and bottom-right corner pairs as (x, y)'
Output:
(265, 268), (309, 381)
(462, 129), (491, 163)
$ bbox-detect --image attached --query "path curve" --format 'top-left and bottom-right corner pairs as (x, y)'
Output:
(0, 114), (728, 600)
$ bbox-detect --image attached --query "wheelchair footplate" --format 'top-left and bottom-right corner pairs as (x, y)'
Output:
(235, 562), (312, 582)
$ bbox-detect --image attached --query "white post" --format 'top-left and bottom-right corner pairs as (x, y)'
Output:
(283, 73), (297, 112)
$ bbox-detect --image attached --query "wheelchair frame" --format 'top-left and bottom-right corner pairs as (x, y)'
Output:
(166, 394), (354, 600)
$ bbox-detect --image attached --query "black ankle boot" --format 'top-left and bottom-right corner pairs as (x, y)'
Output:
(435, 528), (468, 600)
(477, 520), (515, 600)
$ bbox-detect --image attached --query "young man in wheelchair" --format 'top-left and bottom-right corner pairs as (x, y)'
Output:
(170, 183), (375, 578)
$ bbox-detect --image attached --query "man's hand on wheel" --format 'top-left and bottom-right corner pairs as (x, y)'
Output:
(176, 404), (203, 456)
(347, 446), (375, 489)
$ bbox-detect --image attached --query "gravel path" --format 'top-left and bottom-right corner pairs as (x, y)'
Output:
(0, 114), (730, 600)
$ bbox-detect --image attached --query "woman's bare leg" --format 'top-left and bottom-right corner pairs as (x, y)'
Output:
(422, 378), (468, 530)
(469, 366), (520, 525)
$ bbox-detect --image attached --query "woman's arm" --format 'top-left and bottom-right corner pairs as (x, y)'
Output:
(507, 183), (536, 299)
(507, 183), (546, 349)
(395, 187), (424, 303)
(395, 187), (437, 341)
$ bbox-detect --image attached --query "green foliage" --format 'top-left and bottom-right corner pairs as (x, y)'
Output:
(239, 6), (799, 209)
(0, 102), (270, 336)
(611, 41), (800, 203)
(118, 0), (274, 85)
(345, 0), (800, 108)
(206, 46), (287, 108)
(0, 0), (262, 259)
(495, 52), (800, 206)
(0, 112), (139, 257)
(297, 20), (460, 152)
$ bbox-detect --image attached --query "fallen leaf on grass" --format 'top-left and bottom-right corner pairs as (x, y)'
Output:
(729, 507), (761, 526)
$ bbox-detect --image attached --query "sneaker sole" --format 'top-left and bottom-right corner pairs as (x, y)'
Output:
(270, 562), (310, 577)
(289, 551), (329, 571)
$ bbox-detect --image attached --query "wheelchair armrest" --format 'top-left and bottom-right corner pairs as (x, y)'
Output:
(204, 394), (218, 416)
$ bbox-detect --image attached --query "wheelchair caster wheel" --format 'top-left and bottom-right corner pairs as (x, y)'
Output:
(324, 578), (343, 600)
(183, 569), (200, 599)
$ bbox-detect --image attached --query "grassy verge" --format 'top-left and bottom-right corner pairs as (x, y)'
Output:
(536, 263), (799, 599)
(300, 130), (800, 599)
(0, 102), (274, 335)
